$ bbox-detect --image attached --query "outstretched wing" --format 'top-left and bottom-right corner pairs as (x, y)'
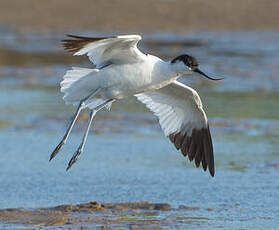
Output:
(62, 34), (145, 68)
(136, 81), (215, 177)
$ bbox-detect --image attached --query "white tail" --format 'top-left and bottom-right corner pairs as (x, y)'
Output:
(60, 67), (104, 108)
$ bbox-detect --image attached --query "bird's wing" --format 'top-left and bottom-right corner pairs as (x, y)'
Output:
(135, 80), (214, 177)
(62, 34), (145, 68)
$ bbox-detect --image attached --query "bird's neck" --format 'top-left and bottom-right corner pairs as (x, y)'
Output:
(149, 60), (184, 87)
(169, 61), (190, 75)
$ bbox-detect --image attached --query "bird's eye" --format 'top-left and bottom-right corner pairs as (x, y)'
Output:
(187, 61), (194, 69)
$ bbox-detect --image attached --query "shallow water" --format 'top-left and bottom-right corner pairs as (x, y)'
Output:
(0, 31), (279, 229)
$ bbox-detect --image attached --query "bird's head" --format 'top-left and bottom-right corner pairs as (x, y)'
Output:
(171, 54), (222, 81)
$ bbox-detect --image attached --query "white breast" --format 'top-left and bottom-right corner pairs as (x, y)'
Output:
(99, 55), (176, 99)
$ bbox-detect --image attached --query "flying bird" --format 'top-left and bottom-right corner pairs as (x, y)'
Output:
(50, 34), (222, 177)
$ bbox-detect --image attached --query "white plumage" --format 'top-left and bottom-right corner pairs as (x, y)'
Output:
(75, 35), (144, 68)
(135, 80), (206, 137)
(50, 34), (219, 177)
(61, 67), (96, 103)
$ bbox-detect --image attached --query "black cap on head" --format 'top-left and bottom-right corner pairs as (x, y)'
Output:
(171, 54), (199, 69)
(171, 54), (224, 81)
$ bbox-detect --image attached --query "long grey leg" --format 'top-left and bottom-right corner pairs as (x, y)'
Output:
(66, 99), (115, 171)
(49, 88), (102, 162)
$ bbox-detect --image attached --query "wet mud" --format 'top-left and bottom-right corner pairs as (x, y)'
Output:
(0, 201), (209, 229)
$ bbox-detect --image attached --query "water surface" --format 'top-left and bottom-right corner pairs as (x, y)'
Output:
(0, 31), (278, 229)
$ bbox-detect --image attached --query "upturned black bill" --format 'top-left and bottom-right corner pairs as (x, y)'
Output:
(194, 68), (223, 81)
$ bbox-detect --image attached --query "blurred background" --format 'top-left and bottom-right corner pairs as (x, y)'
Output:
(0, 0), (278, 229)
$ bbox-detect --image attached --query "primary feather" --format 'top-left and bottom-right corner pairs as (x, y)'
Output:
(136, 80), (214, 177)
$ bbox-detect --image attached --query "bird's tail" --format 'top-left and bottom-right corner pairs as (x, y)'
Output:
(60, 67), (106, 109)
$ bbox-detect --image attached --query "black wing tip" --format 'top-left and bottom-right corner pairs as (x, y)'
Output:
(61, 34), (115, 54)
(210, 168), (215, 177)
(66, 34), (84, 39)
(61, 35), (90, 54)
(63, 34), (115, 41)
(206, 125), (215, 177)
(169, 126), (215, 177)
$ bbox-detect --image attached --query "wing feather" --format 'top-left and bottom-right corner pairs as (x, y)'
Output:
(61, 34), (145, 68)
(62, 35), (112, 54)
(136, 81), (215, 177)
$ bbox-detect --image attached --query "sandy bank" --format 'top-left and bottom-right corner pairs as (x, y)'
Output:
(0, 0), (278, 34)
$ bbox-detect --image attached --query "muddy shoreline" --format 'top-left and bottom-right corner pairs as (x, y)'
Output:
(0, 201), (210, 228)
